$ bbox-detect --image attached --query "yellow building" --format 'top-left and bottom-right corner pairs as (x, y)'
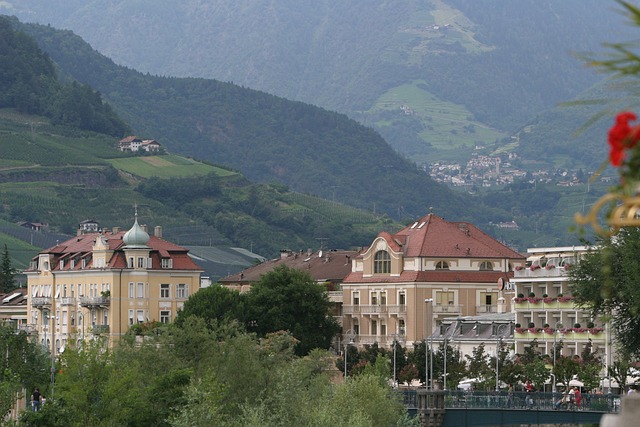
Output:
(342, 212), (526, 348)
(26, 213), (203, 352)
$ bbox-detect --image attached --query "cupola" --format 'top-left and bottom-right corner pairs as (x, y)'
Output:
(123, 209), (150, 248)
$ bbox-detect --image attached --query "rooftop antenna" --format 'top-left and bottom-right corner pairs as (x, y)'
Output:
(316, 237), (328, 252)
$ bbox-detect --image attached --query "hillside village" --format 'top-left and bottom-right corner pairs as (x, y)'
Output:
(428, 152), (596, 188)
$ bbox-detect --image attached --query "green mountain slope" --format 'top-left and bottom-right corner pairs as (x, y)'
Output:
(0, 107), (400, 279)
(14, 17), (472, 225)
(3, 0), (630, 167)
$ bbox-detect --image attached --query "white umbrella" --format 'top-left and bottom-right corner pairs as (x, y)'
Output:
(569, 379), (584, 387)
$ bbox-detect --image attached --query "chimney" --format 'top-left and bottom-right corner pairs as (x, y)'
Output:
(141, 224), (148, 233)
(112, 226), (121, 234)
(280, 249), (290, 260)
(77, 228), (82, 236)
(154, 226), (162, 238)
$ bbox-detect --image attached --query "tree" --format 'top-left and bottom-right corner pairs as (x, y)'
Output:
(0, 325), (49, 419)
(174, 284), (245, 328)
(244, 265), (341, 356)
(570, 227), (640, 357)
(0, 244), (17, 293)
(517, 340), (550, 390)
(435, 341), (466, 391)
(466, 343), (492, 390)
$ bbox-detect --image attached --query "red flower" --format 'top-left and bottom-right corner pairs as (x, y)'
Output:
(608, 111), (640, 167)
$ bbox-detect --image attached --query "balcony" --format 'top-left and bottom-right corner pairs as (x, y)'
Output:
(31, 297), (51, 307)
(328, 291), (343, 303)
(476, 305), (497, 314)
(60, 297), (76, 306)
(17, 324), (38, 334)
(514, 266), (570, 278)
(79, 296), (110, 308)
(91, 325), (110, 335)
(433, 304), (462, 314)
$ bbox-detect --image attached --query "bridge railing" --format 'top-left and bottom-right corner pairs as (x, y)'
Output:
(400, 389), (621, 413)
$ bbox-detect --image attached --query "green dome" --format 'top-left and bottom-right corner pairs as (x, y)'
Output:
(123, 215), (149, 248)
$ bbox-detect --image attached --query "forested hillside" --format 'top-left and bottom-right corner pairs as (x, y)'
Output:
(0, 18), (129, 136)
(14, 17), (474, 225)
(3, 0), (630, 169)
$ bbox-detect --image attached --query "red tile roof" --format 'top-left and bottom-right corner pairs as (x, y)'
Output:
(32, 231), (202, 271)
(381, 213), (524, 259)
(220, 250), (360, 285)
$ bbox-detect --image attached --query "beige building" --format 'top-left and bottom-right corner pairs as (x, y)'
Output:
(511, 246), (606, 360)
(26, 213), (203, 352)
(341, 212), (526, 348)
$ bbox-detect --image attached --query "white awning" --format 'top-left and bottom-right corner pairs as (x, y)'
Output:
(137, 313), (145, 323)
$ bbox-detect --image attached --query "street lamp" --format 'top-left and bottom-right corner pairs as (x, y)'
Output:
(344, 329), (355, 379)
(425, 299), (433, 390)
(495, 324), (509, 392)
(391, 332), (404, 388)
(552, 322), (563, 394)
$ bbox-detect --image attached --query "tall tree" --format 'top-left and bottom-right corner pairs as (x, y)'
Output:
(0, 244), (17, 293)
(244, 265), (341, 356)
(570, 227), (640, 357)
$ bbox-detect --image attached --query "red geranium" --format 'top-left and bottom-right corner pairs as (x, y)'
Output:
(608, 111), (640, 167)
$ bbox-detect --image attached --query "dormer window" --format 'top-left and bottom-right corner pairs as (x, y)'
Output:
(479, 261), (494, 271)
(435, 261), (449, 270)
(374, 250), (391, 274)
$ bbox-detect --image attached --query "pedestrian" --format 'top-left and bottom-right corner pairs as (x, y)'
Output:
(31, 388), (41, 412)
(555, 388), (569, 409)
(506, 383), (514, 408)
(524, 380), (534, 408)
(568, 386), (576, 409)
(574, 387), (582, 410)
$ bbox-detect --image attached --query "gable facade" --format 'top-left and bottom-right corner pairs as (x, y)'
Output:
(342, 213), (526, 349)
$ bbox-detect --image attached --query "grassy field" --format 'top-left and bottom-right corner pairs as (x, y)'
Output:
(107, 155), (236, 178)
(370, 80), (505, 163)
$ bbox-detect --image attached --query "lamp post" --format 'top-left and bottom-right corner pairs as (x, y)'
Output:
(344, 329), (355, 379)
(552, 322), (563, 394)
(425, 299), (433, 390)
(495, 324), (509, 392)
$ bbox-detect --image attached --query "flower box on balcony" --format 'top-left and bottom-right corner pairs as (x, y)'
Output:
(543, 297), (556, 304)
(543, 327), (556, 334)
(528, 297), (542, 304)
(588, 328), (604, 334)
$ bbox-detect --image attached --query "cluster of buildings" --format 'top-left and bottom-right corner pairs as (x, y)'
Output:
(0, 209), (609, 391)
(118, 136), (161, 153)
(428, 154), (525, 187)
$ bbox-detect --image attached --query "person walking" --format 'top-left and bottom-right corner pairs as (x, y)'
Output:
(574, 387), (582, 410)
(31, 388), (42, 412)
(524, 380), (534, 409)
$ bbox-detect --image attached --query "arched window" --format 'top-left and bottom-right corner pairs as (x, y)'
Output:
(435, 261), (449, 270)
(479, 261), (494, 271)
(374, 250), (391, 274)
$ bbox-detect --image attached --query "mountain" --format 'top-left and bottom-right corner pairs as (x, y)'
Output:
(12, 16), (473, 225)
(2, 0), (632, 169)
(0, 15), (604, 268)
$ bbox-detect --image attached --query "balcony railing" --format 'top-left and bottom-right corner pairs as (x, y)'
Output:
(476, 305), (497, 314)
(18, 324), (38, 334)
(60, 297), (76, 306)
(433, 304), (462, 314)
(79, 296), (110, 307)
(31, 297), (51, 307)
(342, 304), (407, 315)
(91, 325), (110, 334)
(514, 267), (570, 278)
